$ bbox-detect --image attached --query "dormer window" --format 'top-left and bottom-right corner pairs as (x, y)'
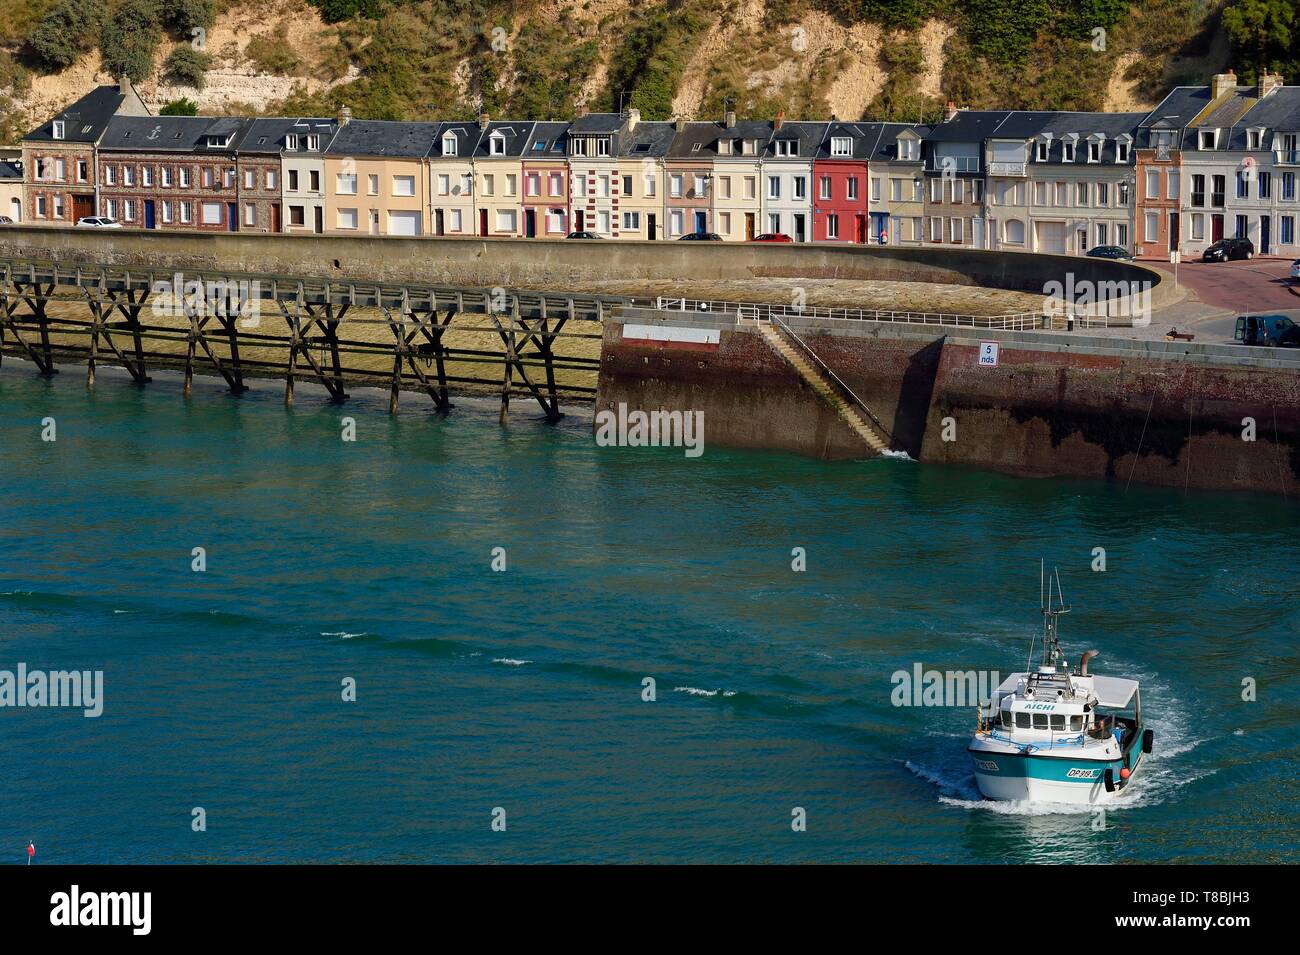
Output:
(286, 134), (299, 151)
(205, 133), (233, 148)
(595, 136), (611, 157)
(1087, 139), (1102, 162)
(774, 139), (798, 157)
(305, 134), (319, 150)
(1199, 129), (1218, 150)
(442, 134), (458, 156)
(898, 138), (918, 161)
(1063, 139), (1076, 162)
(52, 120), (65, 140)
(718, 139), (732, 156)
(1035, 139), (1049, 161)
(489, 131), (506, 155)
(1247, 128), (1264, 150)
(1116, 138), (1131, 162)
(830, 136), (852, 157)
(742, 139), (757, 156)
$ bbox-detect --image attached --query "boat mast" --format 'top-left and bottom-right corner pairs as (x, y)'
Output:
(1041, 567), (1070, 669)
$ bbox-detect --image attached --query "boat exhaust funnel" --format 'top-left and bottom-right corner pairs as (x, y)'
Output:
(1079, 649), (1100, 675)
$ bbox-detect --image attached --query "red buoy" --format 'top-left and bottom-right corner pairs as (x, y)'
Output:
(1119, 767), (1131, 779)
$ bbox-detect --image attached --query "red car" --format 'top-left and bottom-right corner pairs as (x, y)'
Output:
(751, 233), (793, 243)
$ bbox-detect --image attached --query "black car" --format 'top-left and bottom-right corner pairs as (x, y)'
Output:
(678, 232), (722, 241)
(1085, 245), (1133, 261)
(565, 231), (602, 240)
(1202, 237), (1254, 261)
(1234, 313), (1300, 346)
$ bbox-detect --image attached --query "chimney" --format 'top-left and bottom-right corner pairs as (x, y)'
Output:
(1259, 72), (1284, 97)
(338, 106), (352, 127)
(724, 108), (736, 129)
(675, 117), (685, 132)
(774, 108), (785, 131)
(1211, 70), (1237, 100)
(944, 100), (959, 122)
(627, 108), (640, 131)
(478, 111), (490, 131)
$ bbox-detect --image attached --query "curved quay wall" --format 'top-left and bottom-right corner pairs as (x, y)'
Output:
(0, 226), (1167, 309)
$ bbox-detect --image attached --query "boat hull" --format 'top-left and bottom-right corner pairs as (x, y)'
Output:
(969, 747), (1144, 805)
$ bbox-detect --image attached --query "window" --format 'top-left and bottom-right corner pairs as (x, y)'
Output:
(1069, 715), (1084, 732)
(285, 134), (299, 151)
(1284, 172), (1295, 200)
(1146, 169), (1159, 199)
(526, 173), (540, 197)
(830, 136), (851, 157)
(123, 165), (134, 186)
(1200, 130), (1216, 150)
(670, 209), (684, 235)
(201, 167), (213, 188)
(77, 160), (87, 182)
(1212, 174), (1226, 207)
(180, 201), (192, 224)
(623, 211), (640, 230)
(161, 201), (173, 224)
(337, 208), (358, 229)
(793, 177), (806, 200)
(1015, 712), (1031, 729)
(1063, 140), (1076, 162)
(336, 173), (357, 195)
(289, 205), (305, 226)
(891, 178), (903, 201)
(827, 213), (838, 239)
(1165, 170), (1180, 200)
(1191, 174), (1205, 207)
(392, 175), (416, 198)
(367, 174), (378, 196)
(1283, 216), (1295, 244)
(819, 176), (831, 200)
(52, 120), (65, 139)
(54, 158), (65, 181)
(1116, 141), (1130, 162)
(1000, 708), (1012, 727)
(767, 176), (780, 200)
(573, 174), (586, 197)
(774, 139), (797, 157)
(310, 170), (320, 192)
(1116, 223), (1128, 246)
(550, 173), (564, 197)
(224, 168), (235, 188)
(1005, 219), (1025, 244)
(768, 213), (780, 234)
(442, 134), (457, 156)
(244, 203), (256, 226)
(495, 209), (517, 233)
(1235, 214), (1248, 238)
(950, 217), (963, 243)
(161, 167), (172, 187)
(743, 176), (755, 199)
(1033, 181), (1046, 205)
(600, 174), (613, 198)
(670, 174), (683, 198)
(289, 169), (299, 191)
(1035, 140), (1049, 161)
(1191, 213), (1204, 240)
(105, 165), (116, 186)
(54, 195), (65, 219)
(1260, 171), (1272, 199)
(929, 216), (942, 242)
(305, 135), (319, 151)
(202, 202), (222, 225)
(595, 138), (611, 157)
(930, 178), (942, 202)
(718, 176), (732, 200)
(717, 212), (729, 233)
(1144, 211), (1158, 242)
(1248, 129), (1262, 150)
(596, 210), (610, 233)
(1050, 714), (1066, 731)
(1097, 182), (1109, 206)
(1096, 223), (1108, 246)
(244, 170), (255, 189)
(180, 167), (191, 188)
(1032, 713), (1049, 729)
(1077, 182), (1089, 206)
(972, 179), (984, 202)
(489, 133), (505, 156)
(545, 209), (563, 233)
(437, 174), (449, 196)
(481, 174), (494, 197)
(622, 174), (633, 197)
(952, 179), (964, 203)
(449, 209), (462, 231)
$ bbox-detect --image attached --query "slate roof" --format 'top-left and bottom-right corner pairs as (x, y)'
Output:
(765, 121), (828, 159)
(98, 116), (246, 152)
(620, 121), (676, 158)
(430, 121), (483, 159)
(667, 121), (724, 159)
(1232, 87), (1300, 149)
(0, 160), (22, 180)
(923, 110), (1015, 143)
(815, 122), (876, 161)
(325, 120), (440, 158)
(23, 85), (125, 144)
(522, 121), (570, 158)
(1031, 111), (1145, 164)
(471, 121), (535, 159)
(237, 117), (338, 155)
(570, 113), (626, 134)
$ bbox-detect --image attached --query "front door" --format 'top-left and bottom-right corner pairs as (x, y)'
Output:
(1261, 215), (1271, 254)
(479, 209), (488, 236)
(1076, 228), (1088, 253)
(744, 212), (754, 240)
(370, 209), (379, 235)
(694, 210), (707, 234)
(226, 202), (237, 231)
(144, 200), (156, 229)
(1169, 212), (1179, 251)
(314, 206), (323, 234)
(648, 213), (656, 240)
(793, 213), (806, 242)
(1212, 214), (1224, 241)
(575, 210), (584, 231)
(270, 202), (281, 232)
(73, 194), (94, 221)
(435, 209), (445, 236)
(525, 208), (536, 238)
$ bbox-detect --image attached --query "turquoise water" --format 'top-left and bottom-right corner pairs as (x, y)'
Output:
(2, 363), (1297, 864)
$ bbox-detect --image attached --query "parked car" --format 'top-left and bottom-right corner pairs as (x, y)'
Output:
(0, 215), (14, 225)
(76, 216), (122, 229)
(1234, 313), (1300, 346)
(1085, 245), (1133, 261)
(751, 233), (793, 243)
(678, 232), (722, 241)
(1202, 237), (1253, 261)
(1289, 258), (1300, 279)
(564, 230), (602, 240)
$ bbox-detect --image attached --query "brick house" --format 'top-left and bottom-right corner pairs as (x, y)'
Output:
(21, 82), (148, 224)
(97, 115), (248, 231)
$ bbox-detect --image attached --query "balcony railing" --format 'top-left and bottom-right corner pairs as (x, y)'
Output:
(1191, 193), (1204, 207)
(1274, 149), (1300, 165)
(1211, 192), (1225, 207)
(926, 157), (980, 173)
(987, 161), (1026, 177)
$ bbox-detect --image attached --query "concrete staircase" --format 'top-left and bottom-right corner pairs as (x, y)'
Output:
(758, 320), (891, 455)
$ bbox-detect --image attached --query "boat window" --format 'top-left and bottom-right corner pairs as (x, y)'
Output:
(1032, 713), (1049, 729)
(1015, 712), (1031, 729)
(1070, 715), (1083, 731)
(1050, 714), (1065, 730)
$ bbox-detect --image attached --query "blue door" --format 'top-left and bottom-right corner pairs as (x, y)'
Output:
(227, 202), (238, 232)
(144, 200), (156, 229)
(694, 210), (707, 234)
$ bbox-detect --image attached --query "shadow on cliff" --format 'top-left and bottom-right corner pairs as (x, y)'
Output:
(891, 338), (945, 458)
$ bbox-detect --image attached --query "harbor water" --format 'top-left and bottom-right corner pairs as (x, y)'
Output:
(1, 363), (1297, 863)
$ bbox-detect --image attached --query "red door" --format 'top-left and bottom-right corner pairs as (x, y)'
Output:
(479, 209), (488, 236)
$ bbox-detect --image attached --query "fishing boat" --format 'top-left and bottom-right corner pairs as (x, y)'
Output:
(968, 568), (1153, 805)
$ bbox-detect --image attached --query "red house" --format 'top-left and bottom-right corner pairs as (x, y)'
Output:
(812, 122), (871, 243)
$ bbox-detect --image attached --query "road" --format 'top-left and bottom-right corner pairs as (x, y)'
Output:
(1141, 256), (1300, 343)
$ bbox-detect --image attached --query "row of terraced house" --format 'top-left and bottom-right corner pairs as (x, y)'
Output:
(11, 70), (1300, 258)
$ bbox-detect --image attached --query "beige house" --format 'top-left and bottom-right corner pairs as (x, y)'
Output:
(612, 120), (674, 240)
(711, 114), (770, 241)
(324, 119), (436, 235)
(882, 126), (926, 244)
(472, 120), (530, 237)
(428, 120), (481, 236)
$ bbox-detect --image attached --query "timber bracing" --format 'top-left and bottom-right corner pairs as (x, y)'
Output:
(0, 257), (616, 422)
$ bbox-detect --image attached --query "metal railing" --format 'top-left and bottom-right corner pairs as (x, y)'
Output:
(647, 296), (1045, 330)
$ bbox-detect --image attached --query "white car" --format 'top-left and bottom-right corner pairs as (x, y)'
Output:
(1291, 258), (1300, 280)
(76, 216), (123, 228)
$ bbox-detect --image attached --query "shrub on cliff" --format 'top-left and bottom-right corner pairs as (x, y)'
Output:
(164, 45), (212, 88)
(160, 97), (199, 115)
(100, 0), (164, 83)
(28, 0), (103, 72)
